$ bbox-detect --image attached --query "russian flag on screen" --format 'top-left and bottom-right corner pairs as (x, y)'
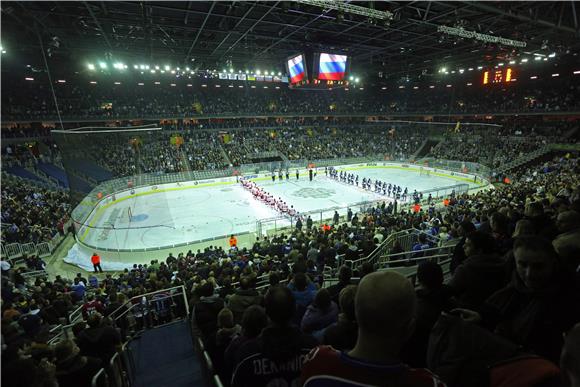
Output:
(318, 53), (347, 81)
(288, 55), (305, 83)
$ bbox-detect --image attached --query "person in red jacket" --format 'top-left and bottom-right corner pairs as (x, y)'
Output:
(91, 253), (103, 273)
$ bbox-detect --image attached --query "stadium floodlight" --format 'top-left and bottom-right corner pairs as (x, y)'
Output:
(296, 0), (393, 20)
(25, 77), (34, 81)
(165, 65), (171, 71)
(140, 65), (146, 70)
(155, 65), (160, 70)
(134, 65), (138, 69)
(468, 68), (473, 71)
(171, 70), (176, 74)
(229, 68), (234, 73)
(548, 53), (556, 58)
(498, 63), (504, 67)
(278, 72), (282, 76)
(256, 70), (261, 75)
(87, 63), (96, 70)
(534, 56), (541, 61)
(509, 60), (516, 64)
(440, 67), (447, 73)
(99, 62), (107, 69)
(151, 69), (156, 73)
(161, 70), (165, 73)
(145, 65), (150, 70)
(355, 77), (360, 82)
(349, 76), (354, 81)
(245, 70), (249, 74)
(265, 71), (269, 75)
(521, 58), (528, 63)
(477, 66), (483, 69)
(437, 25), (526, 48)
(176, 67), (180, 71)
(124, 64), (128, 69)
(574, 70), (580, 75)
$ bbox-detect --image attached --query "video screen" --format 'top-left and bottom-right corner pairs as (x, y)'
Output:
(317, 53), (348, 81)
(287, 54), (306, 84)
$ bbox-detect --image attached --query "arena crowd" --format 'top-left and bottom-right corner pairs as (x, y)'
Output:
(2, 149), (579, 386)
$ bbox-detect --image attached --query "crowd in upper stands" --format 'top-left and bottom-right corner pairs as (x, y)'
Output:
(2, 148), (580, 386)
(1, 175), (70, 246)
(2, 75), (579, 120)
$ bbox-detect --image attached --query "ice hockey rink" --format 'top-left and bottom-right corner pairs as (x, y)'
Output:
(65, 164), (484, 270)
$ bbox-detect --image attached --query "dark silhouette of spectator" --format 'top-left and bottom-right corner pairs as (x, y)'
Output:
(403, 261), (455, 367)
(231, 286), (317, 387)
(224, 305), (268, 381)
(301, 288), (339, 334)
(76, 313), (121, 363)
(193, 282), (225, 344)
(301, 271), (446, 386)
(54, 340), (102, 387)
(322, 285), (358, 350)
(228, 277), (263, 324)
(456, 237), (580, 363)
(449, 231), (506, 309)
(450, 221), (476, 273)
(561, 323), (580, 387)
(326, 265), (352, 304)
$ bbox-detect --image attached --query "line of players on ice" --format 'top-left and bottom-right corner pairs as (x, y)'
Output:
(327, 166), (427, 203)
(240, 177), (298, 216)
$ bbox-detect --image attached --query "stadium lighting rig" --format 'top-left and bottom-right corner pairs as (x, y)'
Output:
(437, 25), (527, 48)
(296, 0), (393, 20)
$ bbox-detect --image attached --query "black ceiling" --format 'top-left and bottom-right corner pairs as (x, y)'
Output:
(2, 1), (580, 78)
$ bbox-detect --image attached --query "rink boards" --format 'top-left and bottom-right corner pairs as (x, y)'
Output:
(65, 162), (488, 270)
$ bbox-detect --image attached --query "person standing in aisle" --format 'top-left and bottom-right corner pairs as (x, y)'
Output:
(91, 252), (103, 273)
(296, 169), (300, 180)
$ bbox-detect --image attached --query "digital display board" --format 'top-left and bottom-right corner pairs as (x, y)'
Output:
(286, 54), (306, 84)
(317, 53), (348, 81)
(482, 68), (514, 85)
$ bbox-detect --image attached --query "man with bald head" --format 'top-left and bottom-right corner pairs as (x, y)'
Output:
(301, 271), (446, 386)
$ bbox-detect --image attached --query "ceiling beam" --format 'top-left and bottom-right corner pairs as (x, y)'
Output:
(221, 1), (280, 59)
(83, 1), (112, 49)
(212, 3), (257, 58)
(186, 1), (216, 60)
(461, 1), (578, 35)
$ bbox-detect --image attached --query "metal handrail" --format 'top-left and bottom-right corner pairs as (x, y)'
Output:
(108, 285), (189, 322)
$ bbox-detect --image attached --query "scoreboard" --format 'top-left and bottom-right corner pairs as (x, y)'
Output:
(482, 68), (514, 85)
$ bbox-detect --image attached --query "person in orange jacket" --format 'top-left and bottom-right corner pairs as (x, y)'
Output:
(91, 252), (103, 273)
(229, 234), (238, 249)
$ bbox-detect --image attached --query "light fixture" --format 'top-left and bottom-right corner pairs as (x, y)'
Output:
(574, 70), (580, 75)
(87, 64), (96, 71)
(134, 65), (139, 69)
(229, 68), (234, 73)
(509, 60), (516, 64)
(429, 85), (435, 88)
(552, 73), (559, 77)
(256, 70), (261, 75)
(446, 84), (452, 87)
(138, 82), (144, 85)
(57, 79), (66, 83)
(548, 53), (556, 58)
(530, 76), (538, 79)
(154, 81), (161, 85)
(165, 65), (170, 71)
(25, 77), (34, 81)
(534, 56), (541, 61)
(114, 82), (121, 85)
(90, 81), (97, 84)
(477, 66), (483, 70)
(187, 84), (193, 87)
(99, 62), (107, 69)
(521, 58), (528, 63)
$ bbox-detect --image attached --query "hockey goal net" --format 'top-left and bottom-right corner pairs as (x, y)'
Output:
(419, 167), (431, 177)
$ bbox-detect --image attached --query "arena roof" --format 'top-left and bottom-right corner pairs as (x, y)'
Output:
(2, 1), (580, 79)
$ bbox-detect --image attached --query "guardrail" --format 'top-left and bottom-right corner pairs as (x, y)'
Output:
(1, 219), (72, 261)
